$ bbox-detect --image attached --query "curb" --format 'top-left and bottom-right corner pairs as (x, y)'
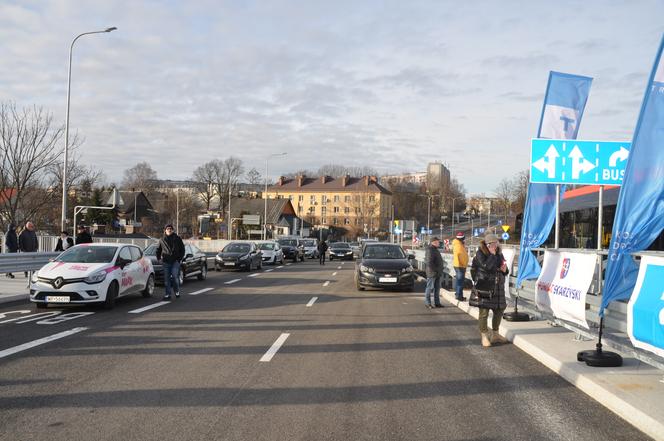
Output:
(440, 288), (664, 441)
(0, 293), (29, 305)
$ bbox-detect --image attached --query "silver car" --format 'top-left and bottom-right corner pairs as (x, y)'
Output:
(300, 238), (319, 259)
(258, 241), (284, 265)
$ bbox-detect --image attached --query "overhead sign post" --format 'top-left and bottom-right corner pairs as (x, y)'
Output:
(530, 139), (630, 186)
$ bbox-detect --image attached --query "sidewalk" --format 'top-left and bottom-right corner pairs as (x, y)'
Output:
(0, 275), (31, 304)
(438, 286), (664, 441)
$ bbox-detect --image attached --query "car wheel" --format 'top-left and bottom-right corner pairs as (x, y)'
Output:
(142, 274), (155, 298)
(198, 264), (207, 281)
(103, 281), (119, 309)
(35, 302), (48, 309)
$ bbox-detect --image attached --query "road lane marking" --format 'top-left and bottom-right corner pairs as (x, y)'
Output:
(248, 273), (260, 278)
(306, 297), (318, 307)
(225, 279), (241, 285)
(188, 288), (214, 296)
(276, 266), (284, 269)
(0, 327), (88, 359)
(285, 263), (292, 266)
(260, 333), (290, 362)
(332, 272), (337, 276)
(265, 269), (274, 272)
(323, 281), (330, 287)
(129, 302), (170, 314)
(337, 266), (342, 269)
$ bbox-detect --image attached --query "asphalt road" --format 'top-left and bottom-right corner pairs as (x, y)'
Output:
(0, 259), (651, 441)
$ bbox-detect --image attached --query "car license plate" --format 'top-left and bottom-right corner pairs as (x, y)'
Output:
(224, 262), (235, 266)
(46, 296), (70, 303)
(379, 277), (398, 283)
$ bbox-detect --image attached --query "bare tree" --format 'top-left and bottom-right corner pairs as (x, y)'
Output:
(192, 161), (217, 211)
(246, 167), (261, 186)
(122, 162), (158, 191)
(511, 169), (529, 214)
(0, 102), (68, 229)
(494, 178), (512, 219)
(317, 164), (378, 177)
(213, 157), (244, 211)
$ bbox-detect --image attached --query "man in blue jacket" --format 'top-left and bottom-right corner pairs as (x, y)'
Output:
(156, 224), (185, 300)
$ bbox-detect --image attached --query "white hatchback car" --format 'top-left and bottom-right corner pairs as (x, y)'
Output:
(258, 241), (284, 265)
(30, 243), (155, 309)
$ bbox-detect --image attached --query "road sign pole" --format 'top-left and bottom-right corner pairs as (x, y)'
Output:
(597, 185), (604, 251)
(554, 184), (560, 249)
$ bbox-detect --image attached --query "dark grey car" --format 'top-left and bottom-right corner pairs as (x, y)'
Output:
(215, 242), (263, 271)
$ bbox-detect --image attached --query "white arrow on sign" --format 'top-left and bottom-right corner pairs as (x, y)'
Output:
(608, 146), (629, 167)
(532, 144), (559, 178)
(569, 145), (596, 179)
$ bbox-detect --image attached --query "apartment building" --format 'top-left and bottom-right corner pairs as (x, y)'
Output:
(265, 175), (393, 237)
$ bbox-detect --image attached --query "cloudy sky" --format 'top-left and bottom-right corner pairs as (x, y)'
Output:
(1, 0), (662, 194)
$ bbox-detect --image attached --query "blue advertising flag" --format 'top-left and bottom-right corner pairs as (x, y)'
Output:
(601, 35), (664, 315)
(517, 72), (593, 288)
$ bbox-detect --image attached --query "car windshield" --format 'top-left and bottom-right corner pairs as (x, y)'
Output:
(363, 245), (406, 259)
(301, 240), (315, 246)
(349, 242), (359, 247)
(144, 244), (157, 255)
(224, 243), (250, 253)
(331, 243), (351, 249)
(259, 243), (275, 251)
(57, 246), (117, 263)
(278, 239), (297, 246)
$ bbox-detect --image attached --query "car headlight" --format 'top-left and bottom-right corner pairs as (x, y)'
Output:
(215, 255), (222, 261)
(30, 272), (39, 283)
(346, 251), (352, 254)
(84, 270), (107, 284)
(401, 265), (414, 274)
(360, 265), (375, 274)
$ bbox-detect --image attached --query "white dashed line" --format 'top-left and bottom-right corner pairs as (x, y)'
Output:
(0, 327), (88, 359)
(323, 281), (330, 287)
(260, 333), (290, 362)
(188, 288), (214, 296)
(225, 278), (241, 285)
(332, 272), (338, 276)
(129, 301), (170, 314)
(265, 269), (274, 272)
(337, 266), (342, 269)
(248, 273), (260, 277)
(306, 297), (318, 307)
(276, 265), (284, 269)
(285, 263), (292, 266)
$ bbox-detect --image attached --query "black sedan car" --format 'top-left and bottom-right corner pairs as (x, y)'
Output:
(144, 243), (208, 285)
(329, 242), (354, 261)
(215, 242), (263, 271)
(355, 243), (415, 291)
(277, 238), (304, 262)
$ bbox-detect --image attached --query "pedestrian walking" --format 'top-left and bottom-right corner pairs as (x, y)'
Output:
(18, 221), (38, 278)
(4, 223), (18, 278)
(424, 237), (445, 309)
(452, 231), (469, 301)
(75, 225), (93, 244)
(55, 231), (74, 252)
(470, 233), (510, 347)
(156, 224), (185, 301)
(318, 239), (328, 265)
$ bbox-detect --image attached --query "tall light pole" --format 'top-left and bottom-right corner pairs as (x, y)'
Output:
(264, 152), (287, 240)
(61, 27), (117, 231)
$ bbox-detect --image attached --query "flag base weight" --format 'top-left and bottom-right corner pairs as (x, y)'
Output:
(577, 349), (623, 367)
(504, 311), (530, 322)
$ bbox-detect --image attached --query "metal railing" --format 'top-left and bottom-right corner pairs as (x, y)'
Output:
(0, 252), (60, 274)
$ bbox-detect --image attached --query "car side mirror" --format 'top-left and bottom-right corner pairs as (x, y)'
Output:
(117, 258), (130, 268)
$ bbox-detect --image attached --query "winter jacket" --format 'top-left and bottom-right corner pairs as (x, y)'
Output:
(55, 237), (74, 252)
(470, 240), (509, 310)
(4, 225), (18, 253)
(317, 241), (328, 253)
(18, 229), (38, 252)
(156, 233), (185, 264)
(452, 238), (469, 268)
(425, 243), (445, 278)
(76, 232), (93, 245)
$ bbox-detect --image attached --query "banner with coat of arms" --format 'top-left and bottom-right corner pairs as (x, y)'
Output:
(535, 251), (596, 329)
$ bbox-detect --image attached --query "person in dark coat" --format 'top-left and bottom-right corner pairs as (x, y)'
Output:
(18, 221), (38, 278)
(75, 225), (93, 244)
(471, 233), (510, 347)
(156, 224), (185, 300)
(317, 240), (328, 265)
(424, 237), (445, 308)
(55, 231), (74, 252)
(4, 223), (18, 278)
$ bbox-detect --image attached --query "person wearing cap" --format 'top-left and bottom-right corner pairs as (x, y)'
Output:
(424, 236), (445, 309)
(452, 231), (469, 301)
(470, 232), (510, 347)
(156, 224), (185, 301)
(75, 225), (93, 245)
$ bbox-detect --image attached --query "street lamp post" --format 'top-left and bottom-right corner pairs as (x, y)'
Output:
(264, 152), (287, 240)
(61, 27), (117, 231)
